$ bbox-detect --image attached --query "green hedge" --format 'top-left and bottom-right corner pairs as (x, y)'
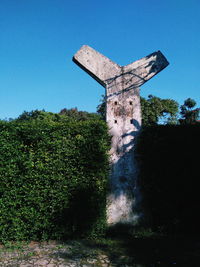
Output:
(0, 120), (110, 241)
(136, 125), (200, 234)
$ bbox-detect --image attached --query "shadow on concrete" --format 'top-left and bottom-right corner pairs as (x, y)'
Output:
(108, 119), (142, 217)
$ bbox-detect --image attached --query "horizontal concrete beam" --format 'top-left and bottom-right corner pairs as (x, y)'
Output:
(73, 45), (169, 90)
(73, 45), (120, 88)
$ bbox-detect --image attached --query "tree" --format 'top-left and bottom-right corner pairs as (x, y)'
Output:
(59, 107), (100, 121)
(141, 95), (179, 126)
(16, 108), (101, 123)
(97, 95), (106, 120)
(179, 98), (200, 124)
(16, 109), (66, 123)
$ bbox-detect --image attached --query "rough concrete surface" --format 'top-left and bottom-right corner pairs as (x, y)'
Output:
(73, 45), (169, 225)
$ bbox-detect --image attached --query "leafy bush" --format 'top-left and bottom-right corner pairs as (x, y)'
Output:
(136, 124), (200, 233)
(16, 108), (101, 123)
(0, 120), (110, 241)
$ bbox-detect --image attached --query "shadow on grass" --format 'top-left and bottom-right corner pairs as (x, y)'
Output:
(53, 224), (200, 267)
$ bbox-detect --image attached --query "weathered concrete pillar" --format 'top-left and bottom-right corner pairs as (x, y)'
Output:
(73, 45), (169, 225)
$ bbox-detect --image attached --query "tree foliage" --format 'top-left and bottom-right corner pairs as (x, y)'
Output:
(16, 109), (65, 123)
(141, 95), (179, 125)
(59, 107), (100, 121)
(97, 95), (106, 120)
(179, 98), (200, 124)
(16, 108), (101, 123)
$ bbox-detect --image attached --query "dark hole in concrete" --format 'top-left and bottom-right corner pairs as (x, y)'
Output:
(114, 101), (118, 105)
(130, 119), (133, 124)
(114, 120), (117, 124)
(129, 101), (133, 105)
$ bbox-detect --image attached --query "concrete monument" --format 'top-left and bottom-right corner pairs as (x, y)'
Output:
(73, 45), (169, 225)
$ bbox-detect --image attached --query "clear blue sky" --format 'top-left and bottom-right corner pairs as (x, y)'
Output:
(0, 0), (199, 119)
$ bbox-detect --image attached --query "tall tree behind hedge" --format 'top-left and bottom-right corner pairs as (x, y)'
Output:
(16, 108), (101, 123)
(141, 95), (179, 125)
(179, 98), (200, 124)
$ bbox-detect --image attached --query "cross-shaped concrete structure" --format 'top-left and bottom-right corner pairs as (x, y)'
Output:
(73, 45), (169, 225)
